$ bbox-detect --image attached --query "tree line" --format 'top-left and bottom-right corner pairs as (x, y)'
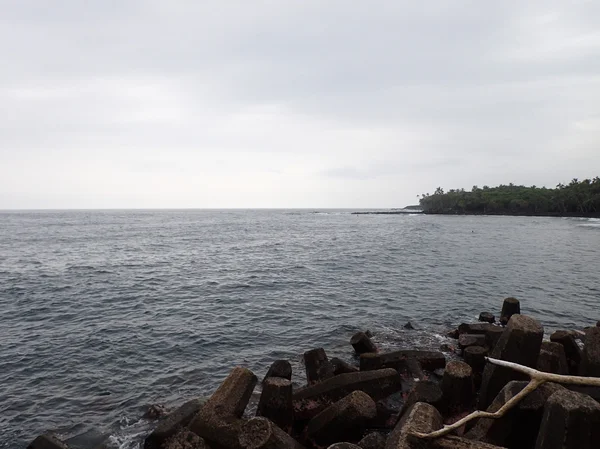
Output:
(418, 178), (600, 217)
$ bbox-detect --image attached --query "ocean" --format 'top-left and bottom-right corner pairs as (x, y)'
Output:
(1, 210), (599, 448)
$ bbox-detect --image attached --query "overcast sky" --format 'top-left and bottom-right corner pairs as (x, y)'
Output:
(1, 1), (599, 209)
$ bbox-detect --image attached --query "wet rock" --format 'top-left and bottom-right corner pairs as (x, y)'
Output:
(27, 434), (70, 449)
(458, 334), (487, 350)
(439, 344), (455, 353)
(358, 432), (386, 449)
(144, 398), (207, 449)
(499, 297), (520, 325)
(580, 326), (600, 377)
(406, 359), (425, 381)
(404, 322), (416, 330)
(597, 321), (600, 328)
(306, 390), (377, 446)
(351, 332), (379, 355)
(293, 369), (402, 421)
(189, 367), (258, 449)
(328, 444), (362, 449)
(263, 360), (292, 383)
(457, 323), (503, 350)
(550, 330), (582, 375)
(304, 348), (335, 385)
(331, 357), (359, 375)
(163, 430), (209, 449)
(441, 361), (473, 414)
(384, 402), (443, 449)
(144, 404), (169, 420)
(466, 381), (566, 449)
(478, 315), (544, 410)
(360, 350), (446, 372)
(479, 312), (495, 324)
(535, 389), (600, 449)
(257, 377), (293, 433)
(239, 417), (304, 449)
(447, 329), (460, 339)
(402, 381), (445, 416)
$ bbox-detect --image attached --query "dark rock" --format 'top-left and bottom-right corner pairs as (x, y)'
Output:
(144, 398), (207, 449)
(371, 401), (399, 430)
(163, 430), (209, 449)
(358, 432), (386, 449)
(466, 381), (565, 448)
(402, 381), (445, 416)
(239, 417), (304, 449)
(447, 329), (460, 339)
(580, 326), (600, 377)
(535, 389), (600, 449)
(439, 344), (455, 353)
(458, 334), (487, 350)
(464, 346), (488, 374)
(457, 324), (503, 350)
(441, 361), (473, 414)
(257, 377), (293, 433)
(406, 359), (425, 381)
(263, 360), (292, 383)
(189, 367), (258, 449)
(331, 357), (359, 375)
(304, 348), (335, 385)
(366, 330), (374, 338)
(293, 369), (402, 421)
(550, 330), (582, 375)
(539, 342), (569, 375)
(404, 322), (416, 330)
(478, 315), (544, 410)
(144, 404), (169, 420)
(27, 434), (70, 449)
(360, 350), (446, 372)
(384, 402), (443, 449)
(407, 435), (508, 449)
(306, 390), (377, 446)
(328, 444), (362, 449)
(351, 332), (379, 355)
(500, 297), (520, 325)
(597, 321), (600, 328)
(479, 312), (495, 324)
(537, 349), (568, 375)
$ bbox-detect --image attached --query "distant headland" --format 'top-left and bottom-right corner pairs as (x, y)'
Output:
(353, 178), (600, 217)
(417, 178), (600, 217)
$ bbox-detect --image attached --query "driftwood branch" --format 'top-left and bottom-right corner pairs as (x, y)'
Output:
(413, 356), (600, 439)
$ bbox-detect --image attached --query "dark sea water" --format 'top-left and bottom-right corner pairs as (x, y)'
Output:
(1, 210), (599, 448)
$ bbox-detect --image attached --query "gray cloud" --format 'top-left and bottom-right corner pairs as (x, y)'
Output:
(1, 0), (599, 208)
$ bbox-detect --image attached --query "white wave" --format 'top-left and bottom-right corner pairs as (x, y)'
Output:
(106, 416), (151, 449)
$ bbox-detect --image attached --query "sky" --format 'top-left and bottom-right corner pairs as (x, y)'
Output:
(1, 1), (599, 209)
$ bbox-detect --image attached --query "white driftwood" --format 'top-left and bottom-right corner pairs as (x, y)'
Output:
(413, 356), (600, 439)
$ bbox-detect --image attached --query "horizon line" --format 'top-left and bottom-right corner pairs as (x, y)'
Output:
(0, 206), (417, 212)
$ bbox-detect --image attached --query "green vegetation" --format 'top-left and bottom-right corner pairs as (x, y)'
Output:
(419, 178), (600, 217)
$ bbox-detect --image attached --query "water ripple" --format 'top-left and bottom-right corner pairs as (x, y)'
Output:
(0, 211), (599, 448)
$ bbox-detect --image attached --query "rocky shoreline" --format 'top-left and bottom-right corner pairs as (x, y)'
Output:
(27, 298), (600, 449)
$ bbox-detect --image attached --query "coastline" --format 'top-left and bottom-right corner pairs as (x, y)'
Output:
(422, 211), (600, 218)
(352, 210), (600, 218)
(28, 298), (600, 449)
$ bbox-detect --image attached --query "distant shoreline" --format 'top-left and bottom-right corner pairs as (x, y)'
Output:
(351, 210), (423, 215)
(352, 210), (600, 218)
(423, 211), (600, 218)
